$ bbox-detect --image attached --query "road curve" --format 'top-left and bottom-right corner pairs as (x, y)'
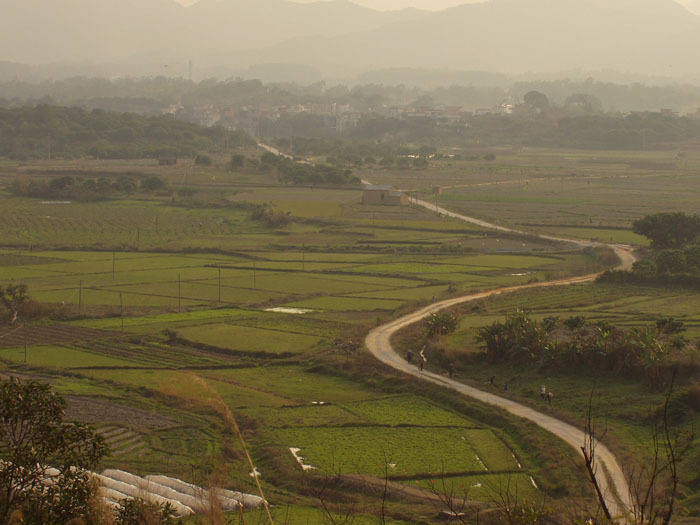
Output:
(365, 200), (636, 520)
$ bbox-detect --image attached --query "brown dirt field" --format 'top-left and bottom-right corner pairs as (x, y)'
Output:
(64, 395), (175, 429)
(0, 323), (126, 348)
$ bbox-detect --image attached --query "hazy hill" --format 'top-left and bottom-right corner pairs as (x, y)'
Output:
(253, 0), (700, 76)
(0, 0), (425, 64)
(1, 0), (700, 78)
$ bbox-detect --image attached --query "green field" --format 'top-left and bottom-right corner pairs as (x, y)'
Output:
(175, 324), (323, 355)
(3, 149), (698, 521)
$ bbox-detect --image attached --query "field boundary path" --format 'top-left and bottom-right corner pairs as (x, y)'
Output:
(365, 193), (636, 521)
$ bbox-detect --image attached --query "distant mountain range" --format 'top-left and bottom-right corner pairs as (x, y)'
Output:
(1, 0), (699, 78)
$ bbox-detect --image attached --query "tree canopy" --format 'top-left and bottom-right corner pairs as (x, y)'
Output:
(0, 379), (107, 524)
(633, 212), (700, 249)
(0, 105), (253, 160)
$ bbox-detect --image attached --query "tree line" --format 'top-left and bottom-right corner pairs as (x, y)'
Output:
(601, 212), (700, 287)
(4, 75), (700, 115)
(251, 152), (360, 187)
(0, 105), (253, 160)
(9, 175), (168, 201)
(475, 309), (693, 388)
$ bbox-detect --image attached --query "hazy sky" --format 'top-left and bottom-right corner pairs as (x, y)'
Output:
(173, 0), (699, 12)
(176, 0), (481, 9)
(288, 0), (480, 9)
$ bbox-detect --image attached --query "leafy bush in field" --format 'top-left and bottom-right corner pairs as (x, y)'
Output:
(194, 153), (212, 165)
(277, 159), (360, 186)
(0, 284), (28, 324)
(251, 203), (292, 227)
(475, 310), (695, 385)
(601, 212), (700, 288)
(426, 311), (458, 338)
(140, 175), (167, 192)
(115, 498), (175, 525)
(230, 153), (245, 169)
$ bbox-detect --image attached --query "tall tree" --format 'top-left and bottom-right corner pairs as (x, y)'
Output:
(0, 379), (107, 524)
(633, 212), (700, 249)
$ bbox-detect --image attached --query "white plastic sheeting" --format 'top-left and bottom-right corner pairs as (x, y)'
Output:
(145, 474), (264, 509)
(94, 472), (194, 517)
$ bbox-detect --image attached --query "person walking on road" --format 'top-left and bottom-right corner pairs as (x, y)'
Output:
(418, 346), (426, 371)
(546, 391), (553, 405)
(540, 385), (547, 401)
(406, 350), (413, 364)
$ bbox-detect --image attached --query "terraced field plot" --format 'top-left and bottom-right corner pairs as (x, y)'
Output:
(342, 395), (481, 427)
(258, 394), (529, 501)
(2, 248), (597, 317)
(97, 425), (148, 458)
(412, 472), (539, 501)
(175, 323), (323, 355)
(277, 426), (493, 476)
(0, 197), (266, 250)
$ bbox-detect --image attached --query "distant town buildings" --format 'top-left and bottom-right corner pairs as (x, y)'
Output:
(389, 105), (466, 124)
(168, 95), (695, 138)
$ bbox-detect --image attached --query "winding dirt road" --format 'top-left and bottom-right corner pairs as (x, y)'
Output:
(364, 198), (636, 520)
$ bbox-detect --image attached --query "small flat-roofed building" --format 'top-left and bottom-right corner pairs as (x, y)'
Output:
(362, 185), (409, 206)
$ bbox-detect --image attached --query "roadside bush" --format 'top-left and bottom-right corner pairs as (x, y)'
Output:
(230, 154), (245, 169)
(115, 498), (175, 525)
(475, 309), (697, 384)
(141, 176), (167, 192)
(251, 203), (292, 228)
(684, 385), (700, 412)
(426, 311), (458, 338)
(194, 154), (212, 165)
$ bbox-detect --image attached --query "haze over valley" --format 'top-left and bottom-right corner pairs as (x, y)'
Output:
(2, 0), (700, 524)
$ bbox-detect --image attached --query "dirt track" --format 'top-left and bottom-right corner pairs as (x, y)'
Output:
(364, 199), (636, 520)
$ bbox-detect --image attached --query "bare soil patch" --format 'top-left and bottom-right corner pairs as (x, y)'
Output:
(64, 395), (175, 429)
(0, 323), (126, 348)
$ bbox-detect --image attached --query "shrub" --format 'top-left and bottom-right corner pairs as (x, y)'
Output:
(194, 154), (212, 165)
(230, 154), (245, 169)
(426, 311), (458, 338)
(115, 498), (175, 525)
(141, 176), (167, 192)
